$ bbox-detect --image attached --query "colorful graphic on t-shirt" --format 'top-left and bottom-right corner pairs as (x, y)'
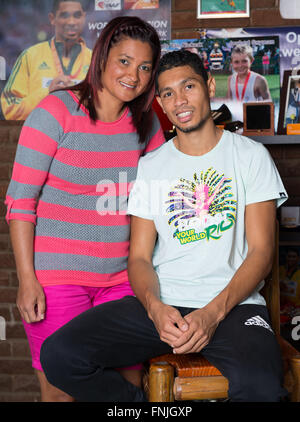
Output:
(165, 167), (236, 244)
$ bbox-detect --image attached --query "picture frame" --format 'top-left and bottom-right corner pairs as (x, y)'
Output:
(197, 0), (250, 19)
(161, 36), (280, 128)
(0, 0), (172, 121)
(278, 244), (300, 320)
(243, 102), (274, 136)
(278, 69), (300, 134)
(281, 206), (300, 228)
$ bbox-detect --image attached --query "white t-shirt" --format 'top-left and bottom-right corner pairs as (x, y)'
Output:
(127, 130), (288, 309)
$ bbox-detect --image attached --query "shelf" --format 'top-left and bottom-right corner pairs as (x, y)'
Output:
(279, 230), (300, 244)
(249, 135), (300, 145)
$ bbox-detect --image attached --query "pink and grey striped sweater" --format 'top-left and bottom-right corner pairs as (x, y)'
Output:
(5, 90), (164, 287)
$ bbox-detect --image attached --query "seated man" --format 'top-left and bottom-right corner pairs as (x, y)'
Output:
(40, 50), (288, 402)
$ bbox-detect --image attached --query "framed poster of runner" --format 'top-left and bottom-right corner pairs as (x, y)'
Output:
(197, 0), (249, 19)
(0, 0), (171, 120)
(161, 35), (280, 128)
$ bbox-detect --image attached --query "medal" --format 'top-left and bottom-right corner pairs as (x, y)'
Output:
(51, 37), (87, 79)
(235, 71), (251, 101)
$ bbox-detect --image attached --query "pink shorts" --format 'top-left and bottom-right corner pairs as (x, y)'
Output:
(23, 281), (141, 372)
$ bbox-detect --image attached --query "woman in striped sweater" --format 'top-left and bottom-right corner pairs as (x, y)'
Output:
(5, 16), (164, 402)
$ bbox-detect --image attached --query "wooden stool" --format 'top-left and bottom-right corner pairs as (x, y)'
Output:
(149, 353), (228, 401)
(146, 223), (300, 402)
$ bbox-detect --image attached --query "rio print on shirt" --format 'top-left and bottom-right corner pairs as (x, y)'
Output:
(165, 167), (236, 244)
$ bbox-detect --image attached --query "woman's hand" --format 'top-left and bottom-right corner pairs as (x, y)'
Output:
(17, 277), (45, 323)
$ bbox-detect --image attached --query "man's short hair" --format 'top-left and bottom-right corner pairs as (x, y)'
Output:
(52, 0), (88, 13)
(156, 49), (208, 91)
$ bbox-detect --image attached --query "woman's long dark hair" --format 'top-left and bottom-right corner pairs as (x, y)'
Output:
(70, 16), (161, 144)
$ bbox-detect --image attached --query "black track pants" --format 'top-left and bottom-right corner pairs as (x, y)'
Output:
(40, 296), (287, 402)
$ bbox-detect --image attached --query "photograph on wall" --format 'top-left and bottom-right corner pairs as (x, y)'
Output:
(278, 70), (300, 135)
(279, 245), (300, 321)
(197, 0), (249, 19)
(283, 74), (300, 128)
(279, 243), (300, 351)
(202, 26), (300, 85)
(161, 36), (280, 127)
(0, 0), (171, 120)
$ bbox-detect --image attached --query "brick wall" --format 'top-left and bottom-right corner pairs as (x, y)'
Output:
(0, 0), (300, 402)
(171, 0), (300, 38)
(0, 121), (40, 402)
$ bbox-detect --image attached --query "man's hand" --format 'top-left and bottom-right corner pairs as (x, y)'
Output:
(171, 307), (219, 354)
(148, 299), (189, 347)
